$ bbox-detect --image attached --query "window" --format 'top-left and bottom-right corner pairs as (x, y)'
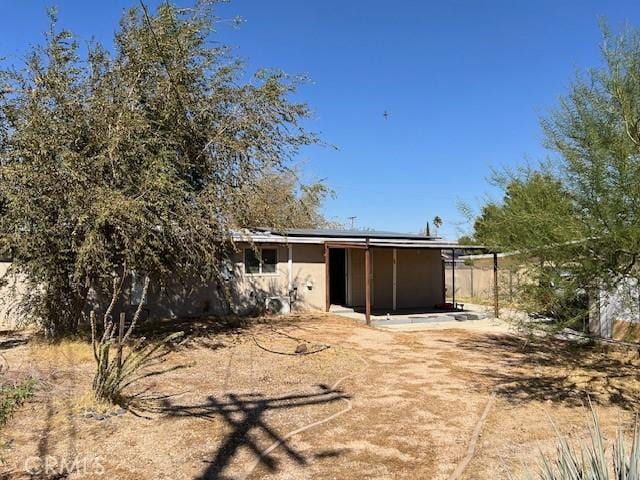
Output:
(244, 249), (261, 274)
(244, 247), (278, 275)
(261, 248), (277, 273)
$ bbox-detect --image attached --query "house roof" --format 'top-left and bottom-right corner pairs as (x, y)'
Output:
(232, 227), (488, 250)
(258, 227), (438, 241)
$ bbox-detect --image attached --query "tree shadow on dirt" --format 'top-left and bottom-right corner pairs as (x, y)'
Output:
(0, 336), (28, 350)
(137, 315), (258, 351)
(450, 333), (640, 411)
(157, 385), (350, 480)
(136, 312), (329, 356)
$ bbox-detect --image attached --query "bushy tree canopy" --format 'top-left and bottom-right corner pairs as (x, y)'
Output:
(0, 2), (319, 335)
(473, 170), (582, 253)
(471, 24), (640, 324)
(233, 169), (334, 229)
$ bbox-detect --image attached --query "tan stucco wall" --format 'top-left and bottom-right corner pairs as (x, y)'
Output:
(347, 248), (444, 310)
(152, 243), (326, 316)
(289, 244), (326, 311)
(233, 244), (290, 300)
(228, 242), (326, 312)
(372, 248), (393, 309)
(0, 244), (326, 326)
(396, 249), (443, 308)
(0, 262), (26, 329)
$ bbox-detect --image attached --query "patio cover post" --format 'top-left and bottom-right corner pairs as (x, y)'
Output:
(451, 248), (456, 308)
(441, 258), (446, 303)
(324, 243), (330, 312)
(493, 252), (499, 318)
(392, 248), (397, 311)
(365, 243), (371, 325)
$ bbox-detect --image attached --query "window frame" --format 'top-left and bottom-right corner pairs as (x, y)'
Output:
(243, 247), (279, 276)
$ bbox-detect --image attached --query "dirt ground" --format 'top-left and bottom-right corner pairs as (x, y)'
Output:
(1, 313), (640, 479)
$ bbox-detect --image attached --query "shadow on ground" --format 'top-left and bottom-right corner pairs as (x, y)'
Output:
(0, 336), (28, 350)
(450, 333), (640, 411)
(158, 385), (350, 479)
(137, 314), (329, 353)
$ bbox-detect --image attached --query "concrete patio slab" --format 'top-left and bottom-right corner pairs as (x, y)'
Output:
(329, 303), (495, 329)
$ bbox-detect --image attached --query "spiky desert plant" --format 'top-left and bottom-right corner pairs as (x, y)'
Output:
(90, 275), (183, 404)
(517, 403), (640, 480)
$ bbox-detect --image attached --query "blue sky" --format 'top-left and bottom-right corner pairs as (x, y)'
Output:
(2, 1), (640, 239)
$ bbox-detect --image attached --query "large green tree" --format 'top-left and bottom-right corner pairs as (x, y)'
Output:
(542, 24), (640, 281)
(471, 171), (589, 323)
(473, 170), (582, 253)
(0, 2), (319, 336)
(471, 24), (640, 324)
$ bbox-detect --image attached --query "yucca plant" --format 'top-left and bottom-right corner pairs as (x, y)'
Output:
(518, 403), (640, 480)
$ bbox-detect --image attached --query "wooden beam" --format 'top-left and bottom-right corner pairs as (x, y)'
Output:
(346, 249), (352, 305)
(451, 248), (456, 308)
(441, 258), (446, 304)
(365, 246), (371, 325)
(323, 242), (368, 250)
(493, 252), (499, 318)
(324, 243), (330, 312)
(392, 248), (397, 311)
(287, 244), (293, 292)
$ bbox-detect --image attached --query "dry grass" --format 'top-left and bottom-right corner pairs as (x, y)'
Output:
(28, 338), (94, 366)
(0, 314), (638, 479)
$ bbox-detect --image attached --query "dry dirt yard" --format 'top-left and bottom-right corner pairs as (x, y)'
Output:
(1, 313), (640, 479)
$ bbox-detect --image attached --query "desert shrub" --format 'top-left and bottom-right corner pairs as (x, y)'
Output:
(0, 378), (36, 427)
(518, 404), (640, 480)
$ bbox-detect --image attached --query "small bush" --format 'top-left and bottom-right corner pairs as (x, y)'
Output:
(0, 379), (36, 427)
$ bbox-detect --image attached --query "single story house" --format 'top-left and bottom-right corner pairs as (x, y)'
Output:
(0, 228), (490, 327)
(146, 228), (486, 324)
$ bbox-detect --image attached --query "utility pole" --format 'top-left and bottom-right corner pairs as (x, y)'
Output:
(347, 216), (356, 229)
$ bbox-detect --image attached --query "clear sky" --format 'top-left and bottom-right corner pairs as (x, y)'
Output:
(2, 1), (640, 239)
